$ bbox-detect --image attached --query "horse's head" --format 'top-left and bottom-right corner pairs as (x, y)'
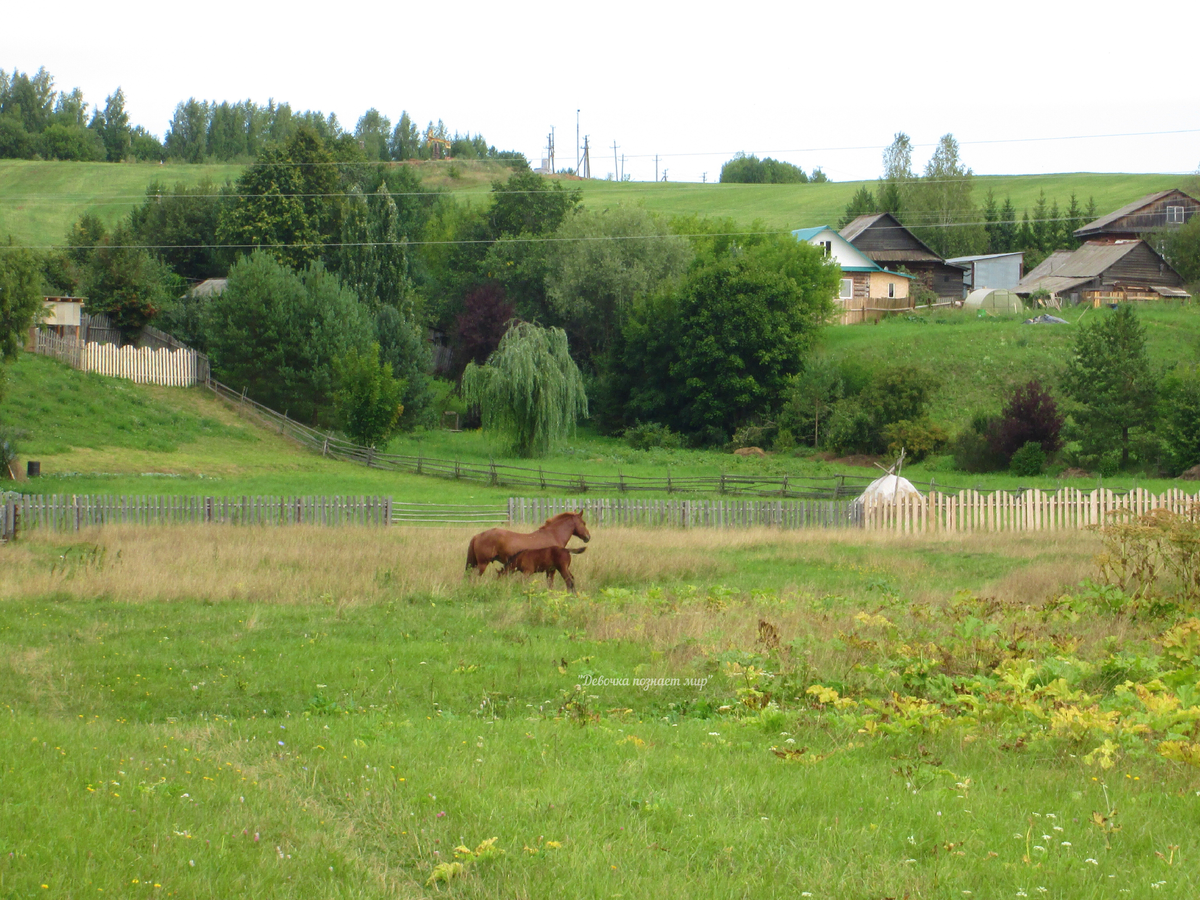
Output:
(570, 511), (591, 543)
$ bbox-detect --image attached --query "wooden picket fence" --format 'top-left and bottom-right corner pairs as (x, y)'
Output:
(32, 329), (208, 387)
(83, 342), (202, 386)
(507, 496), (861, 529)
(861, 487), (1200, 533)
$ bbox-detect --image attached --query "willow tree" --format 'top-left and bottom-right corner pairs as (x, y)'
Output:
(461, 321), (587, 457)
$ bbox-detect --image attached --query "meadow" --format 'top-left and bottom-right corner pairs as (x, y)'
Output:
(2, 523), (1199, 898)
(0, 157), (1186, 248)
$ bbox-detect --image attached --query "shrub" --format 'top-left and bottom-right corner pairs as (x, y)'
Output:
(730, 422), (777, 450)
(1009, 440), (1047, 476)
(773, 428), (796, 452)
(993, 379), (1063, 459)
(951, 414), (1006, 473)
(624, 421), (682, 451)
(881, 418), (949, 461)
(1160, 365), (1200, 476)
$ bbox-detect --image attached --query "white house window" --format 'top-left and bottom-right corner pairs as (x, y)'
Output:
(840, 278), (853, 300)
(820, 240), (833, 257)
(888, 282), (895, 298)
(1167, 205), (1185, 224)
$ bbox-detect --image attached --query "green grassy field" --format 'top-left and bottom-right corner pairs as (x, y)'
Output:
(0, 160), (244, 249)
(0, 158), (1186, 249)
(2, 523), (1199, 898)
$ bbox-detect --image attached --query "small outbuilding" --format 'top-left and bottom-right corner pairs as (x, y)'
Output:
(964, 288), (1023, 315)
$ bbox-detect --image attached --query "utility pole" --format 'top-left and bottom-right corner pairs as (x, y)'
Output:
(612, 141), (619, 183)
(620, 153), (625, 181)
(702, 172), (707, 184)
(580, 135), (591, 179)
(655, 154), (659, 183)
(575, 110), (580, 176)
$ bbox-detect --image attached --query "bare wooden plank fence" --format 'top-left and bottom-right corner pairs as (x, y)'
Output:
(862, 487), (1200, 533)
(32, 329), (207, 387)
(507, 496), (862, 529)
(12, 495), (395, 531)
(2, 492), (18, 542)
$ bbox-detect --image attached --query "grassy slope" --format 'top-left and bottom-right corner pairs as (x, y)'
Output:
(0, 160), (244, 248)
(0, 158), (1184, 248)
(574, 172), (1186, 231)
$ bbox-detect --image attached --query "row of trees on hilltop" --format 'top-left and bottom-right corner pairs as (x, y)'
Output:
(0, 64), (527, 166)
(720, 153), (828, 184)
(837, 132), (1097, 266)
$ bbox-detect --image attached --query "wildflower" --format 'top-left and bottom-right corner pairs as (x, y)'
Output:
(1061, 842), (1071, 847)
(437, 811), (446, 818)
(1085, 858), (1099, 865)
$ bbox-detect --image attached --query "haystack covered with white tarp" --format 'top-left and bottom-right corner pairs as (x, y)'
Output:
(858, 473), (921, 503)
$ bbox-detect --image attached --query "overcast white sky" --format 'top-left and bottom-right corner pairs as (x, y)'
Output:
(4, 0), (1198, 183)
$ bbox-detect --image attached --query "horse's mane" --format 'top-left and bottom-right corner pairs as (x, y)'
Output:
(542, 511), (581, 528)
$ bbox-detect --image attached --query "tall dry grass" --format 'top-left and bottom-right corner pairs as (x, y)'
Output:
(0, 523), (1100, 605)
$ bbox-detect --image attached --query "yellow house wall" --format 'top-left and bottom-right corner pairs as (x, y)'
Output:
(868, 272), (908, 300)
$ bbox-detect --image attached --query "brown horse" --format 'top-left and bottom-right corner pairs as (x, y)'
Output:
(503, 546), (586, 592)
(465, 511), (590, 576)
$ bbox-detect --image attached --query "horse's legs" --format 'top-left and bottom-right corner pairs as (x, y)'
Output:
(563, 566), (575, 593)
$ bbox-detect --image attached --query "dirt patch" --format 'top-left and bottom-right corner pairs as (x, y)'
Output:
(1060, 467), (1095, 479)
(818, 452), (882, 470)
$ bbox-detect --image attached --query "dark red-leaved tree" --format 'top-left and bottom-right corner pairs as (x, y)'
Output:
(992, 379), (1064, 460)
(455, 283), (515, 375)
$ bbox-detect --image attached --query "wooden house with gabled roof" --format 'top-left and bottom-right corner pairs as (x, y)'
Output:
(792, 225), (914, 324)
(1073, 189), (1200, 243)
(1014, 239), (1189, 305)
(840, 212), (966, 299)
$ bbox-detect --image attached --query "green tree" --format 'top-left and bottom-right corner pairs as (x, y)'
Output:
(217, 128), (338, 270)
(164, 98), (210, 162)
(877, 132), (914, 218)
(1160, 365), (1200, 475)
(389, 111), (420, 160)
(544, 206), (690, 358)
(461, 321), (588, 457)
(129, 179), (231, 280)
(839, 185), (879, 228)
(607, 241), (837, 443)
(719, 153), (807, 184)
(488, 171), (580, 238)
(206, 251), (373, 423)
(997, 197), (1018, 253)
(354, 109), (391, 161)
(1062, 304), (1158, 469)
(909, 134), (986, 258)
(81, 225), (176, 337)
(1163, 213), (1200, 284)
(334, 343), (405, 447)
(0, 244), (44, 403)
(96, 88), (131, 161)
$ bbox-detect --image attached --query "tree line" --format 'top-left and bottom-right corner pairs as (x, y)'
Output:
(0, 64), (526, 166)
(720, 153), (828, 185)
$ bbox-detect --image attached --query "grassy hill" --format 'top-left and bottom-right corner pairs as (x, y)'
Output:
(6, 301), (1200, 500)
(0, 158), (1186, 248)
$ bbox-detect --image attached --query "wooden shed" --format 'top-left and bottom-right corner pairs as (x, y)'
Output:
(1014, 240), (1189, 305)
(840, 212), (966, 299)
(1073, 189), (1200, 243)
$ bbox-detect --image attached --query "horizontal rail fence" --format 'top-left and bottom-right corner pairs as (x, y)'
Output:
(205, 379), (918, 500)
(508, 496), (862, 529)
(863, 487), (1200, 533)
(13, 495), (394, 532)
(390, 502), (507, 525)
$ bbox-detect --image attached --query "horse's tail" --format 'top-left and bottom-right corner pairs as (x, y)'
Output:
(567, 547), (587, 555)
(465, 538), (477, 572)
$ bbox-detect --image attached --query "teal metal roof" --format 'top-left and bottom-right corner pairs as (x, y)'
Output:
(791, 226), (833, 241)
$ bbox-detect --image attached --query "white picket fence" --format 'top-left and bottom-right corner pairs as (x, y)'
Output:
(33, 330), (204, 387)
(861, 487), (1200, 533)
